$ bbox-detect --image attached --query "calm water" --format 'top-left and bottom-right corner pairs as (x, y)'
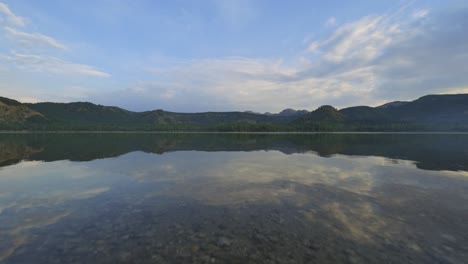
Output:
(0, 133), (467, 263)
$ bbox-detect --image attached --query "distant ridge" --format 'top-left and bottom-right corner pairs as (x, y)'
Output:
(377, 101), (409, 109)
(1, 94), (468, 131)
(272, 108), (310, 117)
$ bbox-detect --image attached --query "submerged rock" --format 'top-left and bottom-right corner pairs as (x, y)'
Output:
(216, 237), (231, 247)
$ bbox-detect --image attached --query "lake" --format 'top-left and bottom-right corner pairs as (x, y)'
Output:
(0, 133), (467, 263)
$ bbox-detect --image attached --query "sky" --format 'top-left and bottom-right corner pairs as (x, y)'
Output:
(0, 0), (467, 112)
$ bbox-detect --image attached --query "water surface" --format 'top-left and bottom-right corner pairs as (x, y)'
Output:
(0, 133), (467, 263)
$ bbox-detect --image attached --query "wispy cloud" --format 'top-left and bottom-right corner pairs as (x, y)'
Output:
(308, 15), (399, 62)
(0, 52), (110, 78)
(373, 8), (468, 99)
(0, 2), (26, 26)
(412, 8), (430, 19)
(325, 16), (337, 27)
(101, 56), (373, 112)
(0, 0), (113, 104)
(4, 27), (67, 50)
(306, 6), (468, 102)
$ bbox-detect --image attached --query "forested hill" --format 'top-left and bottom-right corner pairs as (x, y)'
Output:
(1, 94), (468, 131)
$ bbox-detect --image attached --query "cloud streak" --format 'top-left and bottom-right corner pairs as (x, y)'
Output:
(4, 27), (67, 50)
(374, 8), (468, 99)
(0, 2), (25, 26)
(0, 52), (110, 78)
(308, 15), (399, 63)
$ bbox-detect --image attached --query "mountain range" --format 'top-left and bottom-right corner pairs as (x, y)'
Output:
(1, 94), (468, 131)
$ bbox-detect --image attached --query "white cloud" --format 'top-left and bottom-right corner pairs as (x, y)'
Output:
(412, 8), (430, 19)
(101, 56), (375, 112)
(0, 52), (110, 78)
(304, 6), (468, 103)
(373, 8), (468, 99)
(4, 27), (67, 50)
(325, 16), (337, 27)
(309, 15), (400, 63)
(0, 2), (26, 26)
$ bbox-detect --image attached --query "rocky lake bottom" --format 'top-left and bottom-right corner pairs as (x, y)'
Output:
(0, 133), (467, 263)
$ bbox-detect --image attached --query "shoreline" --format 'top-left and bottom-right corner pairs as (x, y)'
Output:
(1, 131), (468, 135)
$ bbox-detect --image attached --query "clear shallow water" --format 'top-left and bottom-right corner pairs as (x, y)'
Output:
(0, 133), (467, 263)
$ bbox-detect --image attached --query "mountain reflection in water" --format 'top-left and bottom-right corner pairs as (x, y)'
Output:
(0, 133), (467, 263)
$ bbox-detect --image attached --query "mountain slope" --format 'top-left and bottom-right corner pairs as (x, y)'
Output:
(381, 94), (468, 123)
(0, 97), (45, 124)
(339, 106), (390, 123)
(26, 102), (135, 124)
(299, 105), (345, 123)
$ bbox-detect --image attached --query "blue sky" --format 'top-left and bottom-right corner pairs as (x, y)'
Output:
(0, 0), (467, 112)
